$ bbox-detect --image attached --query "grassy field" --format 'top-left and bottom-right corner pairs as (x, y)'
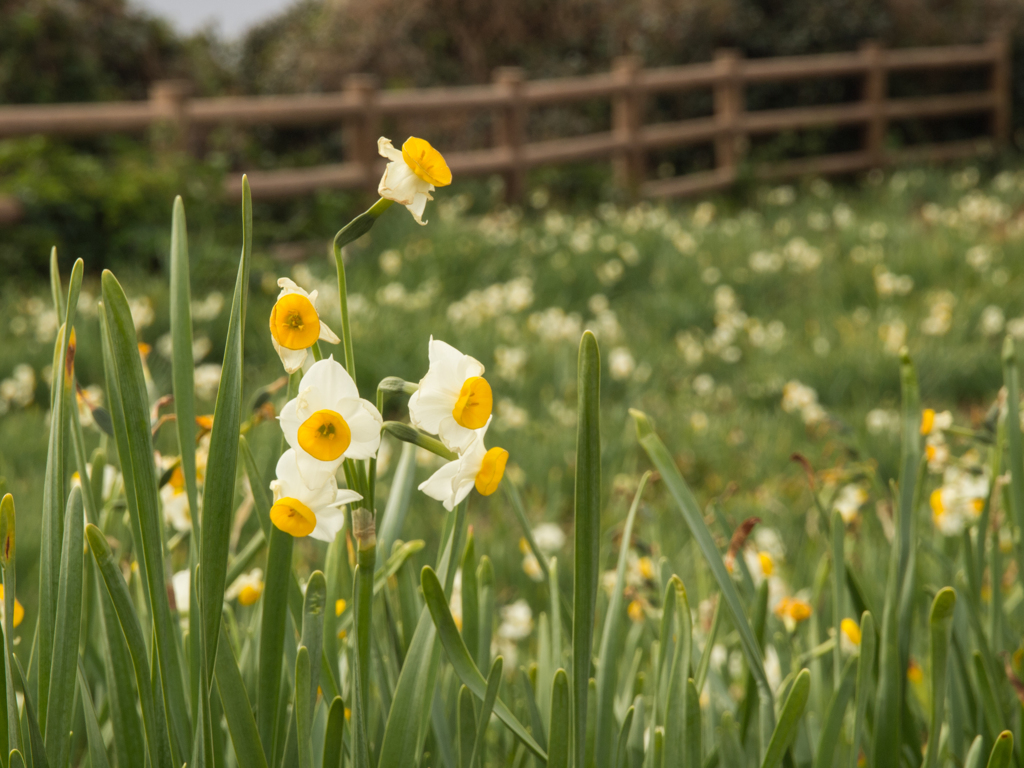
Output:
(2, 161), (1024, 603)
(3, 159), (1024, 765)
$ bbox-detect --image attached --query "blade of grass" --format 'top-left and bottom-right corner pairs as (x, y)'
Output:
(101, 271), (192, 760)
(300, 572), (326, 717)
(38, 258), (82, 726)
(871, 484), (903, 768)
(12, 658), (48, 768)
(632, 409), (775, 747)
(295, 648), (313, 768)
(813, 657), (857, 768)
(469, 657), (504, 768)
(760, 668), (810, 768)
(43, 487), (83, 768)
(574, 331), (601, 768)
(595, 473), (651, 768)
(76, 664), (111, 768)
(849, 611), (875, 768)
(548, 669), (570, 768)
(626, 696), (645, 768)
(923, 588), (956, 768)
(831, 510), (845, 691)
(663, 577), (692, 768)
(1002, 338), (1024, 601)
(684, 679), (701, 768)
(458, 685), (476, 768)
(377, 441), (418, 567)
(85, 524), (173, 768)
(322, 697), (345, 768)
(986, 731), (1014, 768)
(965, 736), (986, 768)
(420, 566), (547, 760)
(1, 495), (19, 757)
(694, 597), (722, 695)
(615, 706), (634, 768)
(214, 625), (270, 768)
(461, 532), (479, 675)
(201, 177), (252, 676)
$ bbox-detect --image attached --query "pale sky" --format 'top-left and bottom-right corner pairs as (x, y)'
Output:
(132, 0), (296, 37)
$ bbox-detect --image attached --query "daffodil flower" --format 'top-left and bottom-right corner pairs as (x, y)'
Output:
(377, 137), (452, 225)
(839, 617), (862, 655)
(418, 418), (508, 511)
(160, 465), (192, 532)
(269, 449), (362, 541)
(409, 337), (493, 453)
(225, 568), (264, 606)
(0, 584), (24, 628)
(930, 465), (988, 536)
(269, 278), (340, 374)
(279, 357), (383, 489)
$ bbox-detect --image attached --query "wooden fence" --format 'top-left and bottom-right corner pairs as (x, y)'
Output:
(0, 32), (1012, 218)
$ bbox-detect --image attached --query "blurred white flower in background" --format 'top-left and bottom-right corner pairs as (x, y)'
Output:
(833, 484), (868, 525)
(609, 348), (636, 380)
(497, 599), (533, 641)
(194, 363), (223, 401)
(980, 306), (1005, 337)
(129, 297), (155, 330)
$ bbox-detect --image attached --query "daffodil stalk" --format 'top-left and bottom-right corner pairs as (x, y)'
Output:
(350, 506), (376, 767)
(0, 493), (18, 755)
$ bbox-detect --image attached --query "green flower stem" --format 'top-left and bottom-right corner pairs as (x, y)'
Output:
(352, 507), (377, 768)
(382, 421), (457, 461)
(310, 341), (323, 362)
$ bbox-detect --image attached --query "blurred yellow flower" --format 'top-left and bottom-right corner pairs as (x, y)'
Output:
(627, 600), (645, 623)
(0, 585), (23, 628)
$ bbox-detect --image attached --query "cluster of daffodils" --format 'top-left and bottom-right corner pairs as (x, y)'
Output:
(930, 465), (989, 536)
(781, 380), (826, 426)
(921, 407), (954, 473)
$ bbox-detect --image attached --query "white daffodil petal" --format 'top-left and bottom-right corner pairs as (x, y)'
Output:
(408, 388), (454, 434)
(302, 357), (360, 402)
(419, 460), (462, 511)
(279, 399), (302, 451)
(438, 416), (477, 454)
(406, 192), (431, 226)
(379, 161), (424, 207)
(335, 489), (363, 507)
(377, 137), (405, 164)
(293, 450), (341, 491)
(273, 338), (309, 374)
(310, 507), (347, 542)
(319, 320), (341, 345)
(342, 402), (383, 459)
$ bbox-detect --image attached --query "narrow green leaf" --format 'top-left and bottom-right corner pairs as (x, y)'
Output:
(458, 685), (477, 768)
(300, 572), (326, 716)
(964, 736), (986, 768)
(1002, 338), (1024, 594)
(170, 196), (200, 522)
(973, 651), (1003, 739)
(631, 408), (775, 744)
(39, 257), (82, 726)
(378, 501), (467, 766)
(295, 648), (313, 768)
(461, 532), (479, 672)
(43, 486), (84, 768)
(70, 400), (100, 526)
(595, 473), (650, 768)
(201, 177), (252, 675)
(258, 526), (294, 754)
(872, 491), (903, 768)
(923, 588), (956, 768)
(96, 567), (146, 768)
(420, 566), (547, 760)
(549, 670), (571, 768)
(469, 657), (503, 768)
(986, 731), (1014, 768)
(663, 577), (692, 768)
(478, 556), (495, 672)
(76, 664), (112, 768)
(573, 331), (601, 768)
(8, 750), (23, 768)
(86, 524), (173, 768)
(761, 668), (810, 768)
(694, 598), (721, 696)
(813, 657), (857, 768)
(11, 660), (47, 768)
(322, 697), (345, 768)
(684, 679), (701, 768)
(214, 625), (270, 768)
(615, 707), (634, 768)
(849, 611), (876, 768)
(0, 494), (19, 757)
(101, 271), (191, 759)
(831, 509), (845, 691)
(377, 441), (417, 565)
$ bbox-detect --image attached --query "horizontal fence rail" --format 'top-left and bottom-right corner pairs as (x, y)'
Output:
(0, 33), (1011, 220)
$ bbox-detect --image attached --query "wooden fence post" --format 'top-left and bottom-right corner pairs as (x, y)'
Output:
(345, 74), (380, 194)
(149, 79), (192, 155)
(713, 50), (743, 180)
(989, 29), (1012, 146)
(612, 55), (643, 197)
(493, 67), (527, 204)
(861, 41), (887, 166)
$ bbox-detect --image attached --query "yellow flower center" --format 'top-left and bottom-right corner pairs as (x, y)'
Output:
(401, 137), (452, 187)
(0, 585), (24, 628)
(930, 488), (946, 519)
(627, 600), (645, 623)
(239, 583), (263, 606)
(270, 496), (317, 537)
(907, 660), (923, 684)
(452, 376), (492, 430)
(335, 598), (347, 617)
(925, 444), (937, 461)
(758, 551), (774, 577)
(270, 293), (321, 351)
(297, 409), (351, 461)
(638, 556), (655, 581)
(971, 497), (984, 515)
(786, 599), (812, 622)
(920, 408), (935, 436)
(474, 447), (508, 496)
(840, 618), (862, 646)
(170, 465), (186, 492)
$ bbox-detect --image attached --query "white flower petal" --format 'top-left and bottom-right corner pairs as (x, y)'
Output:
(406, 191), (431, 226)
(379, 160), (428, 207)
(318, 320), (341, 345)
(302, 357), (359, 403)
(293, 449), (342, 492)
(342, 401), (383, 459)
(273, 338), (309, 374)
(335, 488), (363, 507)
(377, 137), (405, 163)
(310, 507), (347, 542)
